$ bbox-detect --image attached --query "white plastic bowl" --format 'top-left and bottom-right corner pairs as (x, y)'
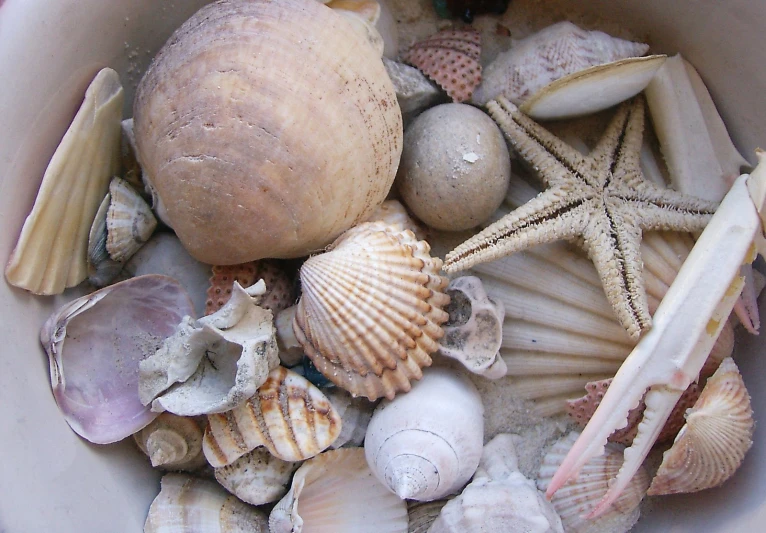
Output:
(1, 1), (765, 531)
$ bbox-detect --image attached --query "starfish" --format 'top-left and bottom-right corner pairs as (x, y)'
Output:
(443, 95), (719, 338)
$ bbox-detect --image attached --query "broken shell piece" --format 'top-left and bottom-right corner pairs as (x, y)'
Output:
(145, 473), (268, 533)
(325, 388), (376, 449)
(648, 357), (754, 495)
(40, 275), (194, 444)
(438, 276), (506, 379)
(472, 21), (649, 106)
(86, 193), (123, 287)
(382, 58), (443, 122)
(407, 500), (448, 533)
(269, 447), (408, 533)
(430, 434), (564, 533)
(6, 68), (123, 295)
(203, 366), (341, 466)
(139, 281), (279, 416)
(294, 221), (450, 400)
(214, 448), (299, 506)
(205, 260), (295, 316)
(364, 367), (484, 501)
(537, 432), (650, 533)
(133, 413), (207, 471)
(120, 118), (144, 191)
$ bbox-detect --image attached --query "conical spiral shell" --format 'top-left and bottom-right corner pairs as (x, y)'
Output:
(133, 413), (206, 471)
(203, 367), (341, 466)
(648, 357), (754, 495)
(294, 221), (450, 400)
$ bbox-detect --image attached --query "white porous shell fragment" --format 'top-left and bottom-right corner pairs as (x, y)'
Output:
(365, 367), (484, 501)
(139, 280), (279, 416)
(325, 388), (376, 449)
(214, 448), (299, 506)
(269, 447), (408, 533)
(6, 68), (123, 295)
(133, 413), (207, 471)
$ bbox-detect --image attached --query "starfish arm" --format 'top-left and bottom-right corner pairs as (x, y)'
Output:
(444, 188), (591, 272)
(591, 97), (646, 184)
(487, 97), (597, 189)
(615, 179), (719, 215)
(617, 195), (716, 234)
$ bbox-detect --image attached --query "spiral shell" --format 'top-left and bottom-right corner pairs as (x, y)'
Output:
(133, 0), (402, 264)
(294, 221), (450, 400)
(203, 366), (341, 467)
(364, 367), (484, 501)
(214, 448), (299, 506)
(648, 357), (754, 495)
(133, 413), (206, 471)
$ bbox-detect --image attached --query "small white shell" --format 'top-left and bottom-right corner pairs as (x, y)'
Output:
(214, 448), (299, 505)
(269, 447), (408, 533)
(133, 413), (207, 471)
(364, 367), (484, 501)
(325, 388), (376, 449)
(145, 473), (268, 533)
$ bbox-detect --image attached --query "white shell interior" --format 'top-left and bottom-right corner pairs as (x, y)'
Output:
(2, 0), (766, 531)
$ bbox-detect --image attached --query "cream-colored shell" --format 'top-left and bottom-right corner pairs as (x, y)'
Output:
(203, 366), (341, 466)
(145, 473), (268, 533)
(269, 447), (408, 533)
(294, 221), (450, 400)
(133, 0), (402, 264)
(214, 448), (299, 506)
(133, 413), (206, 471)
(5, 68), (123, 294)
(364, 367), (484, 501)
(648, 357), (754, 495)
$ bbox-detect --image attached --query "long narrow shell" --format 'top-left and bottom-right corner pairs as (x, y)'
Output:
(145, 474), (268, 533)
(269, 448), (408, 533)
(203, 366), (341, 466)
(133, 413), (206, 471)
(5, 68), (123, 294)
(648, 357), (754, 495)
(537, 432), (650, 533)
(214, 448), (299, 505)
(294, 221), (450, 400)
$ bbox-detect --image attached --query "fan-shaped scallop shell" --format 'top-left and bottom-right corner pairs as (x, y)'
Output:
(648, 357), (754, 495)
(133, 413), (207, 471)
(269, 447), (408, 533)
(214, 448), (299, 506)
(205, 260), (295, 316)
(145, 473), (268, 533)
(537, 431), (651, 533)
(294, 221), (450, 400)
(203, 366), (341, 467)
(105, 176), (157, 261)
(402, 28), (482, 103)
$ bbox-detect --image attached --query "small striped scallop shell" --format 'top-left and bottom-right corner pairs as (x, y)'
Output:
(537, 432), (651, 533)
(203, 366), (341, 467)
(214, 448), (299, 506)
(648, 357), (754, 496)
(269, 447), (408, 533)
(294, 221), (450, 400)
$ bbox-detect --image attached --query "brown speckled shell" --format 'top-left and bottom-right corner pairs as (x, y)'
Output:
(205, 260), (295, 316)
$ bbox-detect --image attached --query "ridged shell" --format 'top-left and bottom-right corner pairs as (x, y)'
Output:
(105, 176), (157, 261)
(294, 221), (450, 400)
(648, 357), (754, 495)
(537, 432), (651, 533)
(364, 199), (426, 240)
(407, 500), (447, 533)
(214, 448), (299, 505)
(471, 21), (648, 106)
(205, 260), (295, 316)
(5, 68), (122, 294)
(133, 0), (402, 264)
(269, 448), (408, 533)
(133, 413), (207, 471)
(203, 366), (341, 466)
(402, 28), (482, 103)
(364, 367), (484, 501)
(145, 473), (268, 533)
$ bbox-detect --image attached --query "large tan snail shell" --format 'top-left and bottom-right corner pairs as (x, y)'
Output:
(648, 357), (754, 496)
(133, 0), (402, 265)
(294, 221), (450, 400)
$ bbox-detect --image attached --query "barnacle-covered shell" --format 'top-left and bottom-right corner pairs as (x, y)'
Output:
(269, 447), (408, 533)
(145, 473), (268, 533)
(648, 357), (754, 495)
(537, 431), (650, 533)
(133, 413), (207, 471)
(203, 366), (341, 466)
(402, 28), (482, 103)
(133, 0), (402, 265)
(364, 367), (484, 501)
(6, 68), (123, 294)
(294, 221), (450, 400)
(214, 448), (299, 505)
(205, 260), (295, 316)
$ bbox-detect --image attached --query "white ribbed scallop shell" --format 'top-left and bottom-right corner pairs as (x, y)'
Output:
(269, 447), (408, 533)
(648, 357), (754, 495)
(294, 221), (450, 400)
(537, 432), (650, 533)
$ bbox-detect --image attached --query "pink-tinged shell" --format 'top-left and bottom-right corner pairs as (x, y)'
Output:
(40, 275), (195, 444)
(402, 28), (482, 103)
(648, 357), (754, 495)
(205, 260), (295, 316)
(294, 221), (450, 400)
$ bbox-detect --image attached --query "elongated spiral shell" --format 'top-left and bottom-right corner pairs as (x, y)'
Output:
(294, 221), (450, 400)
(648, 357), (754, 495)
(203, 367), (341, 466)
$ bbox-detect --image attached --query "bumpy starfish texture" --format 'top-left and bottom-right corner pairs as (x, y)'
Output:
(443, 96), (719, 338)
